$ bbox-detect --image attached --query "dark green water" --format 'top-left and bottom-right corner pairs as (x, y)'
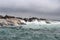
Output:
(0, 24), (60, 40)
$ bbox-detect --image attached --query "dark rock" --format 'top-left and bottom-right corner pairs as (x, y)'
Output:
(40, 18), (47, 20)
(46, 21), (50, 24)
(0, 15), (4, 19)
(4, 15), (15, 19)
(23, 18), (29, 22)
(28, 17), (39, 22)
(0, 23), (3, 26)
(16, 17), (23, 19)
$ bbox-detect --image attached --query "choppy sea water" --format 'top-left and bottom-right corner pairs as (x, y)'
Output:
(0, 24), (60, 40)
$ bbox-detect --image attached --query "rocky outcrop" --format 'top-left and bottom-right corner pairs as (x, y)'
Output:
(4, 15), (15, 19)
(0, 15), (52, 27)
(0, 15), (4, 19)
(0, 18), (25, 27)
(23, 17), (40, 22)
(40, 18), (47, 20)
(28, 17), (39, 22)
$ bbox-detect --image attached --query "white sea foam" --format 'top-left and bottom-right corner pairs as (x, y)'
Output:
(25, 20), (60, 25)
(20, 20), (60, 29)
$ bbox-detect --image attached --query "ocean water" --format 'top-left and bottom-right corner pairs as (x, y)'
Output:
(0, 24), (60, 40)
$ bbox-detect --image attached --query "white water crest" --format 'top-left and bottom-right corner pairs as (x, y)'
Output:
(21, 20), (60, 29)
(25, 20), (60, 25)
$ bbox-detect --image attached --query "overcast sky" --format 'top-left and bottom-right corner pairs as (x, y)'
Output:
(0, 0), (60, 20)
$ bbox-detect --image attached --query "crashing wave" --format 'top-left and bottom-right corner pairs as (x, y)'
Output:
(0, 19), (60, 27)
(0, 15), (60, 27)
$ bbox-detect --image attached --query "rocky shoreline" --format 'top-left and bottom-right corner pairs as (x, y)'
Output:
(0, 15), (54, 27)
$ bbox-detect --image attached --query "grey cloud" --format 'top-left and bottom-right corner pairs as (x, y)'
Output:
(0, 0), (60, 20)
